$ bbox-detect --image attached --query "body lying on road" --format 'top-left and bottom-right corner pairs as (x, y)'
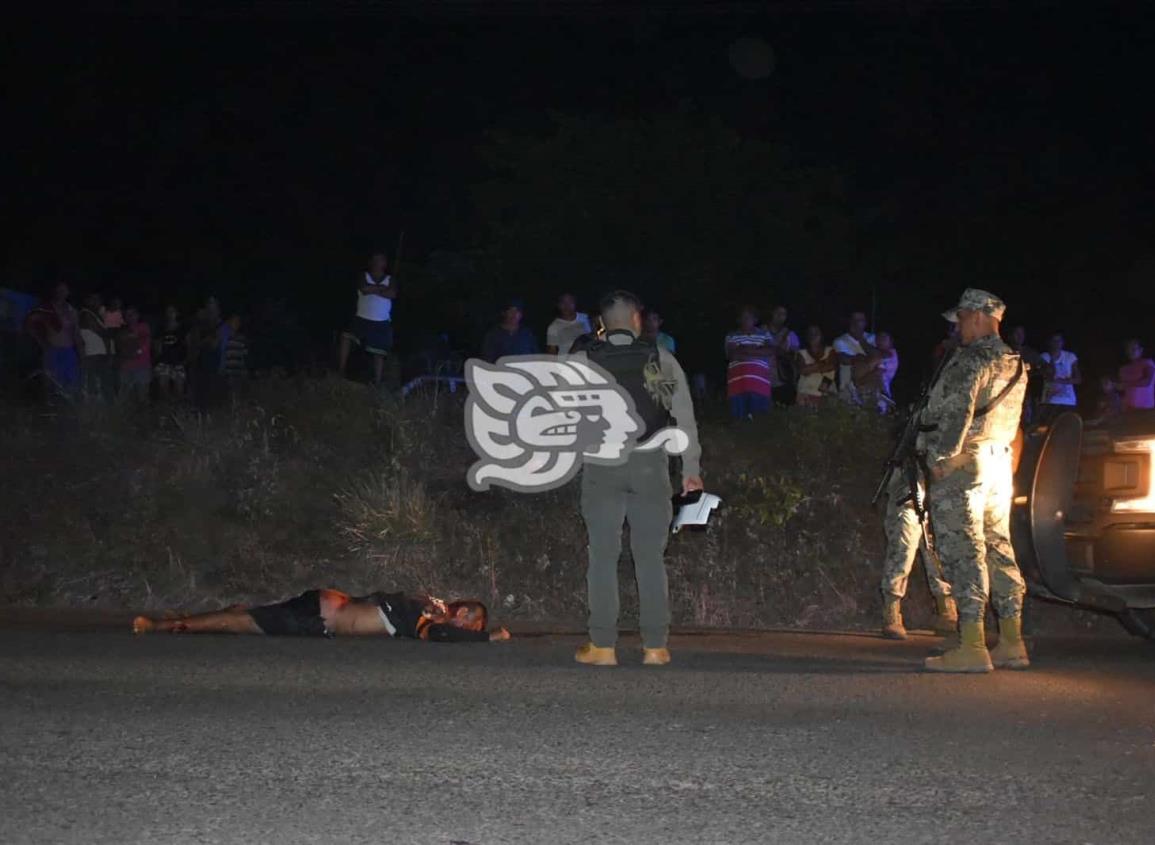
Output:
(132, 589), (511, 642)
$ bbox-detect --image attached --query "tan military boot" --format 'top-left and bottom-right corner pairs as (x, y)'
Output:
(881, 598), (907, 640)
(989, 616), (1030, 670)
(642, 647), (671, 666)
(924, 620), (993, 673)
(932, 596), (959, 636)
(928, 629), (960, 656)
(575, 642), (617, 666)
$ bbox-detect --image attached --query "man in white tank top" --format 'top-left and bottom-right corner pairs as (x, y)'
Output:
(339, 252), (397, 386)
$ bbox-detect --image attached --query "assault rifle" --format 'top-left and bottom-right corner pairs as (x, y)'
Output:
(871, 345), (955, 513)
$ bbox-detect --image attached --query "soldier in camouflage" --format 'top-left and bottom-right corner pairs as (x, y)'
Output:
(880, 470), (956, 640)
(917, 289), (1029, 673)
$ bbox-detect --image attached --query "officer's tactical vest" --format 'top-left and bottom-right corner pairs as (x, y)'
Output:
(586, 333), (671, 442)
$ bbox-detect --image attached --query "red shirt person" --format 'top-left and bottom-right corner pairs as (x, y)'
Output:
(724, 306), (773, 419)
(1109, 339), (1155, 411)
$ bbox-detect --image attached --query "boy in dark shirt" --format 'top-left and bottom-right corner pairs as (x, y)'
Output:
(132, 588), (511, 642)
(480, 299), (539, 362)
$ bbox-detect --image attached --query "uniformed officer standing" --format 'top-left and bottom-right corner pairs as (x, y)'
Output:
(918, 289), (1028, 673)
(571, 291), (702, 667)
(880, 470), (957, 640)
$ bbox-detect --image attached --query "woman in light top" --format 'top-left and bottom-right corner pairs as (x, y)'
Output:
(795, 325), (837, 408)
(1039, 332), (1081, 421)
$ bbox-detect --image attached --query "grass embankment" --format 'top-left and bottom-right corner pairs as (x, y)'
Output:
(0, 379), (926, 630)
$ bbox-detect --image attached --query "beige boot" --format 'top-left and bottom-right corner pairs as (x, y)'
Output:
(575, 642), (617, 666)
(989, 616), (1030, 669)
(928, 629), (960, 656)
(932, 596), (959, 636)
(881, 598), (907, 640)
(924, 620), (993, 673)
(643, 648), (671, 666)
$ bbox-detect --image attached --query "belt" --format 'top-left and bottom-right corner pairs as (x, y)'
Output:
(969, 442), (1011, 456)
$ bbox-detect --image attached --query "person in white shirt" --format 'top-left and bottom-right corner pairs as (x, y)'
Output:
(832, 311), (878, 404)
(78, 293), (111, 400)
(545, 293), (592, 354)
(338, 252), (397, 386)
(1039, 332), (1081, 421)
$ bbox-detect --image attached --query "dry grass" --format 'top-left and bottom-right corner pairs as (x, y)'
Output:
(0, 378), (909, 630)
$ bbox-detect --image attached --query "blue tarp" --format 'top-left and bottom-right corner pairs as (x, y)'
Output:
(0, 287), (38, 333)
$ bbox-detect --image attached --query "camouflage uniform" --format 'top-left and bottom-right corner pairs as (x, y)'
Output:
(918, 299), (1027, 625)
(881, 471), (951, 601)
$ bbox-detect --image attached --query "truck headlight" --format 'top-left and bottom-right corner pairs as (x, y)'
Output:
(1109, 439), (1155, 513)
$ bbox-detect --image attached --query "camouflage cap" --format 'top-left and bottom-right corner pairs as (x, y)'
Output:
(942, 288), (1007, 322)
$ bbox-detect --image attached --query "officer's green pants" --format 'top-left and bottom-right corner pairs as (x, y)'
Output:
(580, 450), (673, 649)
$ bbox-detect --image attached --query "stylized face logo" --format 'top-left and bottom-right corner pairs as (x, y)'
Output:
(465, 355), (687, 492)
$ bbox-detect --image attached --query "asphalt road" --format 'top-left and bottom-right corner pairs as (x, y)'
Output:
(2, 622), (1154, 845)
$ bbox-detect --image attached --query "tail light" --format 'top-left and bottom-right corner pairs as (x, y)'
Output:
(1108, 439), (1155, 513)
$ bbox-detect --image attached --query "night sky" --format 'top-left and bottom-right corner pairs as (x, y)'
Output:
(4, 1), (1154, 396)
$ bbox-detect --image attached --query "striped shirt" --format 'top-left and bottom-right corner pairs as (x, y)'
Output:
(725, 330), (772, 398)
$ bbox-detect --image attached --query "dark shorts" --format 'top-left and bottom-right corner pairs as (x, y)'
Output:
(344, 317), (393, 356)
(728, 392), (770, 418)
(46, 347), (80, 390)
(247, 590), (330, 637)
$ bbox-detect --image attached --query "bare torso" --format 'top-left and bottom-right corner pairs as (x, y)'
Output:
(319, 590), (391, 636)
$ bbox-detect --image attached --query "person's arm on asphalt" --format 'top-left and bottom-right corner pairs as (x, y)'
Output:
(424, 624), (510, 643)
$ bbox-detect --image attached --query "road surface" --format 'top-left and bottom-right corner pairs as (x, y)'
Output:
(1, 620), (1153, 844)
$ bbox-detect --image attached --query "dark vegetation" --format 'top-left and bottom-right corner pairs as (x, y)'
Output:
(0, 380), (922, 630)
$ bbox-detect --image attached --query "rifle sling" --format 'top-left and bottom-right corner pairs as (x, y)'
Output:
(914, 358), (1024, 433)
(973, 359), (1024, 418)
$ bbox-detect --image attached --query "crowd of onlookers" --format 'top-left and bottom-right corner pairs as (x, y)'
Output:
(16, 250), (1155, 428)
(23, 282), (250, 407)
(468, 291), (898, 419)
(470, 288), (1155, 426)
(1003, 327), (1155, 426)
